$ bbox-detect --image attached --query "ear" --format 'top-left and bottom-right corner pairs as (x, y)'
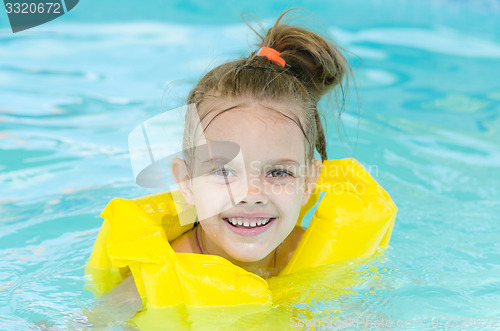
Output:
(301, 159), (323, 205)
(171, 157), (195, 205)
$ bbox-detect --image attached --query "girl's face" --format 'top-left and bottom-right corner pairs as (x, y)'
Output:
(174, 99), (321, 263)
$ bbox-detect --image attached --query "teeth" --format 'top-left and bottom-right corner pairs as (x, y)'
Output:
(227, 217), (272, 227)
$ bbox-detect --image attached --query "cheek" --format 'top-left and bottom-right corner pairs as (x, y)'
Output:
(266, 180), (305, 213)
(266, 177), (305, 196)
(191, 178), (236, 220)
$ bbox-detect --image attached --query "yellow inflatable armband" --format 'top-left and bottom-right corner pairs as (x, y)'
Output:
(85, 158), (397, 311)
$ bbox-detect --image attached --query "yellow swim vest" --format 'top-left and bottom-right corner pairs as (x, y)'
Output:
(85, 158), (397, 309)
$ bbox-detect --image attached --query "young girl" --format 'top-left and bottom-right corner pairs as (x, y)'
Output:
(167, 8), (351, 279)
(84, 8), (362, 326)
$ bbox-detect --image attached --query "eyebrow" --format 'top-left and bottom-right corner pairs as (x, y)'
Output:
(200, 158), (231, 167)
(266, 159), (301, 167)
(199, 158), (300, 167)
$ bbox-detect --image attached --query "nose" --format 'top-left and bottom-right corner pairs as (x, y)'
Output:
(239, 174), (268, 205)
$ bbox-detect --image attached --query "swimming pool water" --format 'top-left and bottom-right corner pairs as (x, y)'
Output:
(1, 0), (499, 329)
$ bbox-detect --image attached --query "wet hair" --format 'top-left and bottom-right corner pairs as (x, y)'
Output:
(184, 8), (355, 169)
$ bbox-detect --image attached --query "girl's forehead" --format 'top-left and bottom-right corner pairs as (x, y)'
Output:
(193, 108), (306, 164)
(190, 98), (308, 164)
(199, 99), (302, 134)
(199, 97), (302, 123)
(199, 107), (302, 143)
(210, 108), (290, 128)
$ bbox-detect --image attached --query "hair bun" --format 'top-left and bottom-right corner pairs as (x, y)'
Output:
(257, 10), (349, 100)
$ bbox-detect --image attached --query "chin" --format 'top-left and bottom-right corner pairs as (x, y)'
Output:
(226, 246), (272, 263)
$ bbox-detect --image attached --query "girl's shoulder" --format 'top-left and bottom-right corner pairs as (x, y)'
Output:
(170, 227), (197, 253)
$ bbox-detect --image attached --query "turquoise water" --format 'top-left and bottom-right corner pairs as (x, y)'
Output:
(1, 0), (500, 329)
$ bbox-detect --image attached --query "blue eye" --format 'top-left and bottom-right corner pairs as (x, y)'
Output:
(210, 167), (234, 177)
(267, 169), (294, 178)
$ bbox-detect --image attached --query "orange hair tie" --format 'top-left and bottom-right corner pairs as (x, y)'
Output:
(257, 46), (286, 67)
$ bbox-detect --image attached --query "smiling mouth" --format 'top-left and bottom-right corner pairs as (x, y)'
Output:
(223, 217), (276, 228)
